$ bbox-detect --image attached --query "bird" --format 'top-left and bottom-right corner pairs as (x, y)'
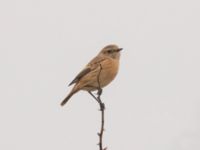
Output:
(60, 44), (122, 106)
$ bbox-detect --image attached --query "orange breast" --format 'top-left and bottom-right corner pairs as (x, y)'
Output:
(99, 59), (119, 88)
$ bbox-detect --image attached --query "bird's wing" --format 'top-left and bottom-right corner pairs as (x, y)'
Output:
(68, 67), (91, 86)
(68, 55), (107, 86)
(86, 55), (107, 69)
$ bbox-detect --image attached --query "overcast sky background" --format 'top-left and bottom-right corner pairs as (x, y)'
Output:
(0, 0), (200, 150)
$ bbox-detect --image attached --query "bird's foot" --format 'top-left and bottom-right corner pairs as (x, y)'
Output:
(97, 88), (102, 96)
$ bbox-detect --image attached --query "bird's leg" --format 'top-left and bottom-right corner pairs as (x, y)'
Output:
(97, 88), (102, 97)
(96, 88), (104, 110)
(88, 91), (100, 103)
(96, 63), (105, 111)
(96, 63), (103, 98)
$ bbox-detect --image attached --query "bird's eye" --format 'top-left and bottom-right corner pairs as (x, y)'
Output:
(107, 50), (112, 53)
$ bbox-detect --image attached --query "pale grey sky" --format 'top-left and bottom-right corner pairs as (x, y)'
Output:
(0, 0), (200, 150)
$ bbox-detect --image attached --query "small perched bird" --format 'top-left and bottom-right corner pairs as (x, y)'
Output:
(61, 44), (122, 106)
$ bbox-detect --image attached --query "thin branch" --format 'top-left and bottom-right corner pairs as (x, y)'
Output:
(97, 63), (105, 150)
(88, 63), (106, 150)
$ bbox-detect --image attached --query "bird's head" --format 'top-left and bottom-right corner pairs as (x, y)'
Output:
(99, 44), (123, 59)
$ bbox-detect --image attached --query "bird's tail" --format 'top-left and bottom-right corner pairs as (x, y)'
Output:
(60, 90), (76, 106)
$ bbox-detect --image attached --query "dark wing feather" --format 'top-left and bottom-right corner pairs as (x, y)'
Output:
(68, 67), (91, 86)
(86, 56), (107, 68)
(68, 55), (107, 86)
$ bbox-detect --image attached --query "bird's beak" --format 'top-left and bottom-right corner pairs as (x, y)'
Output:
(117, 48), (123, 52)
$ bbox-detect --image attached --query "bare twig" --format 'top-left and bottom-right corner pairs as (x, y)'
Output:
(88, 63), (106, 150)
